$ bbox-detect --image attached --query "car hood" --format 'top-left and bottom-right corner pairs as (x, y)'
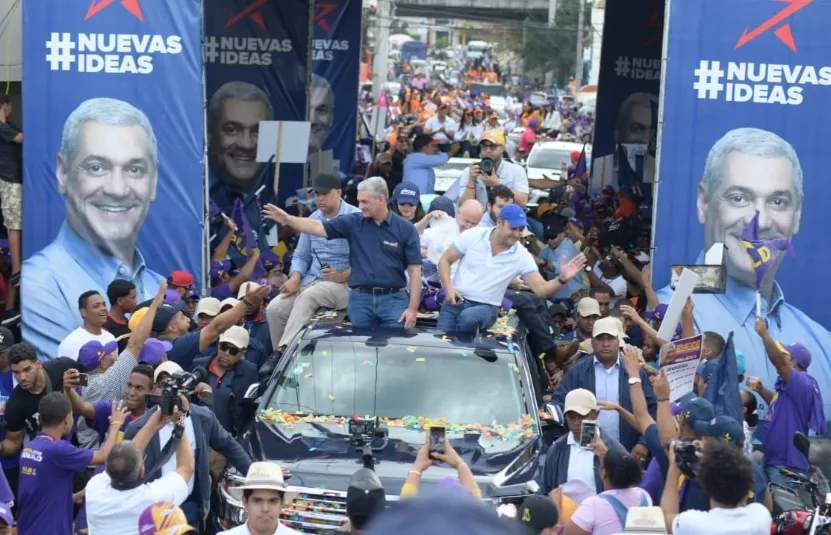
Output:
(241, 417), (541, 496)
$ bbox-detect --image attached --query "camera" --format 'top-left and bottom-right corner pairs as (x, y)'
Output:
(674, 439), (701, 478)
(480, 157), (495, 175)
(159, 366), (208, 416)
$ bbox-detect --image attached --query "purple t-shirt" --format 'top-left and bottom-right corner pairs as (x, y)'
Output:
(18, 434), (94, 535)
(86, 400), (136, 444)
(764, 369), (821, 470)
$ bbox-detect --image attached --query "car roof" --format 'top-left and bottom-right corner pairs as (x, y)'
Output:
(532, 141), (592, 153)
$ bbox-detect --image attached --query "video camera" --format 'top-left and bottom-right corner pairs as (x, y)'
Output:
(348, 417), (389, 469)
(159, 366), (208, 416)
(674, 439), (701, 478)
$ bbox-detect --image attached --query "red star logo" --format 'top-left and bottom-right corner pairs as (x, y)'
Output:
(637, 7), (663, 48)
(226, 0), (269, 30)
(735, 0), (813, 53)
(314, 3), (338, 32)
(85, 0), (144, 21)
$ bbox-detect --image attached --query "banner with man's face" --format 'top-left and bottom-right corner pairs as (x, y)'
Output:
(21, 0), (204, 359)
(589, 0), (663, 197)
(311, 0), (362, 176)
(653, 0), (831, 421)
(204, 0), (309, 264)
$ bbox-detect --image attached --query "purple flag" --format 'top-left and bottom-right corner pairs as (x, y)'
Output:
(740, 210), (794, 290)
(231, 199), (266, 280)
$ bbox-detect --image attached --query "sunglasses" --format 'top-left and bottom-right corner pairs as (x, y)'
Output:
(219, 343), (246, 356)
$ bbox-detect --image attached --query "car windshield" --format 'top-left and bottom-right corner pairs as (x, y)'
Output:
(528, 148), (587, 170)
(266, 340), (526, 426)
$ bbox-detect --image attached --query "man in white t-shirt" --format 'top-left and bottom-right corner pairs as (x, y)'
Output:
(444, 128), (530, 208)
(420, 199), (484, 283)
(57, 290), (116, 360)
(666, 439), (771, 535)
(423, 103), (457, 151)
(221, 462), (300, 534)
(86, 409), (194, 535)
(437, 204), (586, 333)
(589, 257), (627, 307)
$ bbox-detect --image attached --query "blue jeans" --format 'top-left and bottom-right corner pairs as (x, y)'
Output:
(766, 464), (807, 489)
(437, 301), (499, 333)
(347, 290), (409, 328)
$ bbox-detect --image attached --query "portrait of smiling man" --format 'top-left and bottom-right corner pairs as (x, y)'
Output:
(23, 97), (164, 360)
(208, 81), (276, 264)
(657, 127), (831, 427)
(308, 74), (335, 156)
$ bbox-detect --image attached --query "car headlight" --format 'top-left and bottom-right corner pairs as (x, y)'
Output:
(216, 468), (247, 530)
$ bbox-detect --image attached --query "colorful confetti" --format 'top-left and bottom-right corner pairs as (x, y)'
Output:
(407, 346), (416, 352)
(303, 373), (313, 379)
(459, 351), (469, 357)
(415, 357), (426, 362)
(441, 335), (449, 342)
(508, 363), (519, 374)
(258, 410), (537, 441)
(322, 351), (328, 356)
(328, 395), (335, 401)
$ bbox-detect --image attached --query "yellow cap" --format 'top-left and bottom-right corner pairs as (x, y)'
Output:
(128, 307), (149, 332)
(480, 128), (505, 145)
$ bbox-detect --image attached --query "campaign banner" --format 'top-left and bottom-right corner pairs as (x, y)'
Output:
(21, 0), (204, 359)
(312, 0), (362, 176)
(205, 0), (309, 263)
(653, 0), (831, 418)
(588, 0), (663, 197)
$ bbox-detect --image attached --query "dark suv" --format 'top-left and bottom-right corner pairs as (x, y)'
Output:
(212, 316), (558, 533)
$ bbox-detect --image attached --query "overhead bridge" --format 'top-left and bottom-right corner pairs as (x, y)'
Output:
(393, 0), (550, 23)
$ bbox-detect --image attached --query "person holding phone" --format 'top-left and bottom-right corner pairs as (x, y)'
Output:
(400, 430), (482, 500)
(539, 388), (625, 496)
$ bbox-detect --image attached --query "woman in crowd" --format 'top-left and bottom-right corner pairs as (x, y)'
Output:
(391, 182), (426, 224)
(564, 448), (651, 535)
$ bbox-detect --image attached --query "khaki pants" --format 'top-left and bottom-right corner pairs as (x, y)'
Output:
(266, 279), (349, 348)
(210, 449), (227, 482)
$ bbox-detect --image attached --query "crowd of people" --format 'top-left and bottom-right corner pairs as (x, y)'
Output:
(0, 63), (824, 535)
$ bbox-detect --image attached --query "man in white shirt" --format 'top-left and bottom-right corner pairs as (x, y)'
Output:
(444, 129), (529, 207)
(86, 409), (195, 535)
(667, 440), (771, 534)
(423, 103), (457, 152)
(221, 462), (300, 534)
(57, 290), (116, 360)
(437, 204), (586, 333)
(420, 199), (484, 283)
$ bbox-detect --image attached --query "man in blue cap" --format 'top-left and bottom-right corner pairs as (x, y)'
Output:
(437, 204), (587, 333)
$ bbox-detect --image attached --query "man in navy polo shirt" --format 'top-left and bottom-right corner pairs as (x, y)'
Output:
(263, 176), (422, 329)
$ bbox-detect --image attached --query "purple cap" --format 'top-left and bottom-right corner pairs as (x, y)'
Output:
(567, 217), (583, 230)
(0, 502), (12, 526)
(784, 342), (812, 369)
(261, 251), (281, 271)
(139, 338), (173, 366)
(671, 401), (684, 416)
(437, 477), (466, 493)
(78, 340), (119, 372)
(210, 261), (227, 286)
(650, 304), (668, 323)
(163, 289), (182, 305)
(0, 240), (8, 257)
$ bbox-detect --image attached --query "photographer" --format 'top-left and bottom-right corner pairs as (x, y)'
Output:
(400, 435), (482, 500)
(86, 405), (195, 535)
(325, 467), (387, 534)
(447, 129), (529, 208)
(664, 441), (771, 534)
(123, 369), (251, 527)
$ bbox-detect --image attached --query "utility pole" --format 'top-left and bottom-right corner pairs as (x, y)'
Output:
(574, 0), (585, 90)
(548, 0), (557, 27)
(521, 17), (528, 79)
(371, 0), (391, 102)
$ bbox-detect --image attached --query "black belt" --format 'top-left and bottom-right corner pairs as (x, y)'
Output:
(352, 286), (403, 295)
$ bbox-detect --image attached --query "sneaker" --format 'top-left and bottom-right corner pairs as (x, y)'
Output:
(258, 345), (286, 379)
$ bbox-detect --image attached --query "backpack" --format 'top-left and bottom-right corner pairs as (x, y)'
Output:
(599, 490), (649, 529)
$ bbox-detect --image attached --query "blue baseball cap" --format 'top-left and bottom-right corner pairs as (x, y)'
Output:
(393, 182), (421, 205)
(696, 359), (718, 383)
(681, 396), (714, 429)
(365, 493), (516, 535)
(498, 204), (527, 229)
(694, 415), (744, 446)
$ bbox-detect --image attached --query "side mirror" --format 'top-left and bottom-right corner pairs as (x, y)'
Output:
(794, 432), (811, 459)
(244, 383), (260, 400)
(543, 403), (563, 426)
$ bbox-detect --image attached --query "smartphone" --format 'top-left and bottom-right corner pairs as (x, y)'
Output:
(579, 420), (598, 448)
(77, 373), (89, 387)
(429, 426), (446, 456)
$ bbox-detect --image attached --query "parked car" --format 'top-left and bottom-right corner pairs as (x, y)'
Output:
(212, 314), (561, 533)
(434, 157), (478, 194)
(525, 140), (591, 182)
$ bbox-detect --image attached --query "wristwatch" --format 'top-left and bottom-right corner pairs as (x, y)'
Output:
(628, 377), (642, 385)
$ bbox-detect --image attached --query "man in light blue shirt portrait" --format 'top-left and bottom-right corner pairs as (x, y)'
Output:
(402, 133), (449, 194)
(264, 173), (359, 356)
(22, 98), (164, 359)
(656, 127), (831, 426)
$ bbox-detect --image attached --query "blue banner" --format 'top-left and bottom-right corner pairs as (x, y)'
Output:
(589, 0), (663, 197)
(21, 0), (204, 359)
(205, 0), (309, 263)
(312, 0), (362, 176)
(653, 0), (831, 417)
